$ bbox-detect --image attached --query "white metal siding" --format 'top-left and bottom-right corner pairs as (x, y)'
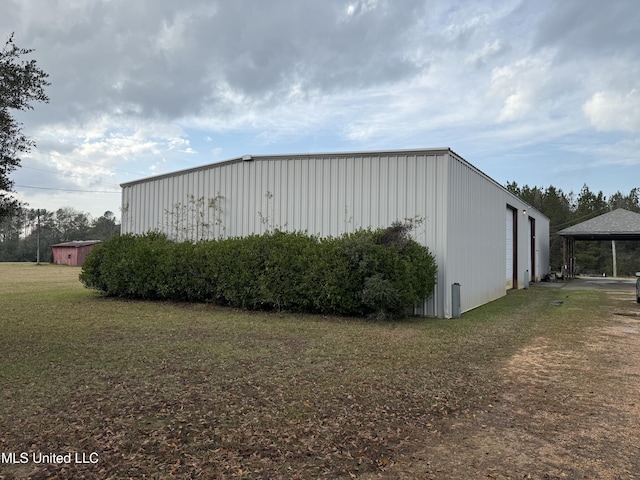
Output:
(121, 149), (550, 318)
(533, 214), (549, 281)
(441, 153), (549, 316)
(444, 155), (513, 317)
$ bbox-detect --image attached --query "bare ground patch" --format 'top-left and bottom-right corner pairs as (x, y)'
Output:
(371, 291), (640, 479)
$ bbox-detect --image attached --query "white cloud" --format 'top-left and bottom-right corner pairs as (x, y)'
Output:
(4, 0), (640, 217)
(465, 39), (505, 67)
(583, 89), (640, 133)
(168, 138), (195, 153)
(79, 132), (160, 159)
(342, 0), (381, 21)
(490, 54), (554, 122)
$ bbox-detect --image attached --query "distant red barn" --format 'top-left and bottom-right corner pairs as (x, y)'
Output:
(51, 240), (101, 266)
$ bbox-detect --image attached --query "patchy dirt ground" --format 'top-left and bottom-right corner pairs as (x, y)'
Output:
(368, 289), (640, 479)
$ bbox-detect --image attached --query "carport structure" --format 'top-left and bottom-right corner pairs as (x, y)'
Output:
(557, 208), (640, 278)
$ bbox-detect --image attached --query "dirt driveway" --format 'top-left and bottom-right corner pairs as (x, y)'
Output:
(373, 285), (640, 479)
(561, 276), (637, 292)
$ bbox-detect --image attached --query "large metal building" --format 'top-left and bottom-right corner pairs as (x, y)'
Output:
(120, 148), (549, 318)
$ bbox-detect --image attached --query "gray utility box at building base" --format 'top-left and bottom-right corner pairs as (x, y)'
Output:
(452, 283), (461, 319)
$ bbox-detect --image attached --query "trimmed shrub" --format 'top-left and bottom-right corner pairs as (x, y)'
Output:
(257, 231), (317, 312)
(78, 240), (107, 292)
(80, 223), (437, 318)
(80, 232), (170, 299)
(305, 236), (364, 315)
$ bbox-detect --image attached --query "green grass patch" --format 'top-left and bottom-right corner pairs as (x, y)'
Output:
(0, 263), (612, 479)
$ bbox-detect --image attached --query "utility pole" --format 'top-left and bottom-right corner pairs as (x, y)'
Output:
(36, 209), (40, 265)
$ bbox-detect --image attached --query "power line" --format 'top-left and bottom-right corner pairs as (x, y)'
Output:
(549, 206), (612, 235)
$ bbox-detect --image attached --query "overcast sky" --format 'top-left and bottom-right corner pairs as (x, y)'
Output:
(2, 0), (639, 221)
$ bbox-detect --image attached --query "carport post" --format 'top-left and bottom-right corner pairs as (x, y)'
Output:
(562, 236), (567, 279)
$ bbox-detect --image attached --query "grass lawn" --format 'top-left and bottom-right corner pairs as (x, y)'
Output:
(0, 263), (612, 479)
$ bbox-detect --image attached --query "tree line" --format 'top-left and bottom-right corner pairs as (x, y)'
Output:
(507, 183), (640, 277)
(0, 207), (120, 262)
(1, 184), (638, 275)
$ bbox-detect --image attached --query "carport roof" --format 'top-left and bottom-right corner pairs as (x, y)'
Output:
(557, 208), (640, 240)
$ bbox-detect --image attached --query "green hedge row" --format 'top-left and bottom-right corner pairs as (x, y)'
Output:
(79, 224), (437, 318)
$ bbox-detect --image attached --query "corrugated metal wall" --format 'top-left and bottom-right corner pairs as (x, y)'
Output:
(121, 149), (549, 318)
(122, 152), (451, 238)
(443, 152), (550, 316)
(530, 211), (549, 282)
(445, 155), (510, 317)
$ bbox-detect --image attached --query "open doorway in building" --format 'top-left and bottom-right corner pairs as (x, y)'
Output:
(506, 205), (517, 289)
(529, 216), (536, 282)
